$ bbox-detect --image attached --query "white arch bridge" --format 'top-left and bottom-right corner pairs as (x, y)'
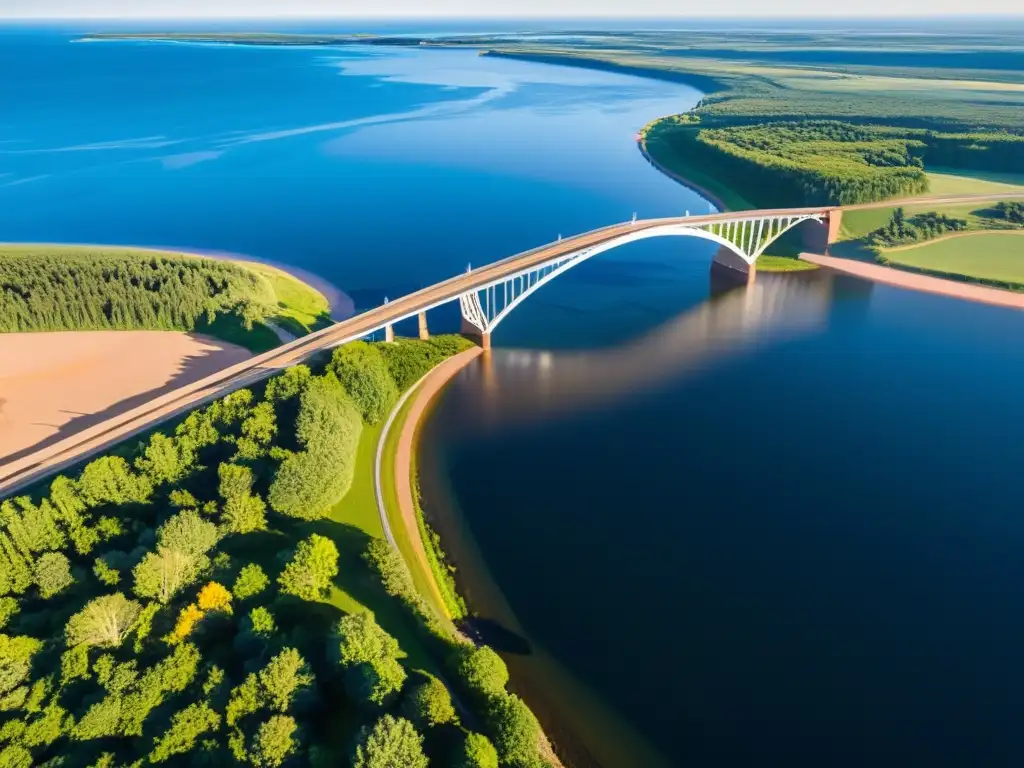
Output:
(454, 208), (836, 346)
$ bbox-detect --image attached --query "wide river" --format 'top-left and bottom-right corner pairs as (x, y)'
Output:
(7, 24), (1024, 768)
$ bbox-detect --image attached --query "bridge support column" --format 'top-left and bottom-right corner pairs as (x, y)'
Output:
(460, 316), (491, 352)
(418, 311), (429, 340)
(710, 247), (755, 287)
(384, 324), (394, 343)
(826, 208), (843, 245)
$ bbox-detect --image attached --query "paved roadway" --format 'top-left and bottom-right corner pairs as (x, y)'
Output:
(1, 192), (1021, 497)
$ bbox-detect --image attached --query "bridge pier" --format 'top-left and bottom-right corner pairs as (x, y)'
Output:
(460, 316), (491, 352)
(418, 311), (429, 340)
(384, 324), (394, 343)
(711, 247), (755, 286)
(826, 208), (843, 245)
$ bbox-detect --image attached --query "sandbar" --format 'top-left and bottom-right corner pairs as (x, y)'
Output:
(0, 331), (250, 466)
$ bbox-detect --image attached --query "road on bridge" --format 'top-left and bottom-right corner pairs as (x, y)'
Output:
(1, 192), (1020, 497)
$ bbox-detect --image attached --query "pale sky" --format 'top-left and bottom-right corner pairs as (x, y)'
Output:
(4, 0), (1023, 18)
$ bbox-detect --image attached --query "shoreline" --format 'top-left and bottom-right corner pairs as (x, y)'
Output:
(375, 344), (568, 768)
(636, 134), (730, 214)
(376, 346), (484, 620)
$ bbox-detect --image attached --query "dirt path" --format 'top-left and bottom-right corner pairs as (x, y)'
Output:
(800, 252), (1024, 310)
(391, 347), (483, 618)
(0, 331), (251, 466)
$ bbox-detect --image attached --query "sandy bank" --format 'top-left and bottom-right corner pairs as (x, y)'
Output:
(0, 331), (250, 466)
(800, 252), (1024, 310)
(390, 347), (483, 617)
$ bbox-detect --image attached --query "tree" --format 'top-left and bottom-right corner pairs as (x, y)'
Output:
(268, 376), (363, 520)
(0, 745), (32, 768)
(246, 606), (276, 639)
(329, 341), (399, 425)
(334, 612), (402, 667)
(169, 604), (205, 643)
(226, 675), (264, 727)
(250, 714), (297, 768)
(134, 432), (195, 485)
(259, 648), (313, 712)
(486, 694), (543, 768)
(34, 551), (74, 598)
(0, 532), (32, 595)
(265, 365), (311, 403)
(0, 597), (18, 630)
(222, 493), (268, 535)
(157, 509), (218, 557)
(65, 594), (142, 648)
(334, 613), (407, 708)
(198, 581), (233, 613)
(345, 658), (406, 708)
(0, 634), (42, 699)
(277, 534), (338, 601)
(93, 555), (121, 587)
(76, 456), (152, 507)
(219, 463), (255, 501)
(456, 733), (500, 768)
(233, 564), (269, 600)
(351, 715), (428, 768)
(453, 646), (509, 697)
(241, 402), (278, 447)
(150, 701), (221, 763)
(402, 676), (456, 728)
(133, 547), (205, 604)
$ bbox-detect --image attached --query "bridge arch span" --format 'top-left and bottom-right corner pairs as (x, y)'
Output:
(460, 213), (824, 337)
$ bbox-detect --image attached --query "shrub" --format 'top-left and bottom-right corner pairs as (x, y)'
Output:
(402, 676), (456, 728)
(452, 646), (509, 698)
(486, 693), (544, 768)
(455, 732), (500, 768)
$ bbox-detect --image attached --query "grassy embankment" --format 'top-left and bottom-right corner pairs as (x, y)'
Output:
(377, 371), (468, 624)
(0, 244), (332, 353)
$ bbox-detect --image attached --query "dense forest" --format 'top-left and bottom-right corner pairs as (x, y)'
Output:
(0, 335), (553, 768)
(643, 119), (1024, 208)
(0, 249), (278, 335)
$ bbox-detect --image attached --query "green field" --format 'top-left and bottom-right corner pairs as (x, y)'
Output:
(925, 168), (1024, 197)
(881, 232), (1024, 286)
(756, 255), (819, 272)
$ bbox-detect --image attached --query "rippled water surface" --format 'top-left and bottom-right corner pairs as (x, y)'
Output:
(7, 25), (1024, 768)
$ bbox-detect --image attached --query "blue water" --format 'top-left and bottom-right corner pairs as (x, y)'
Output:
(8, 24), (1024, 768)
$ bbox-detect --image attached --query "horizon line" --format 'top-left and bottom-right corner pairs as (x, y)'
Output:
(5, 12), (1024, 19)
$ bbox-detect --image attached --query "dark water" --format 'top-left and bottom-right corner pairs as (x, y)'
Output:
(7, 24), (1024, 768)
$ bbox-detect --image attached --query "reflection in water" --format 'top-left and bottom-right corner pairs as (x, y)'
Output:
(421, 269), (875, 768)
(450, 269), (871, 434)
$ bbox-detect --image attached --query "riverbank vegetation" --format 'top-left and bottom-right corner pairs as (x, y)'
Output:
(0, 334), (557, 768)
(870, 208), (970, 248)
(642, 118), (1024, 208)
(0, 245), (331, 353)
